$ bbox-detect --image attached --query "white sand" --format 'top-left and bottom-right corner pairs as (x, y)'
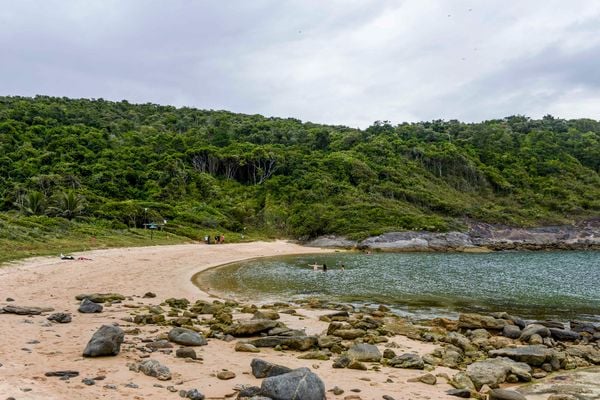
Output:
(0, 241), (457, 399)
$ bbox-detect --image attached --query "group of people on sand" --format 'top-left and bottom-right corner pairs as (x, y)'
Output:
(204, 234), (225, 244)
(308, 262), (345, 272)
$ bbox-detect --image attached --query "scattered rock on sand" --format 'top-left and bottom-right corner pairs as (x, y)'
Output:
(251, 358), (292, 378)
(182, 388), (205, 399)
(83, 324), (124, 357)
(388, 353), (425, 369)
(75, 293), (125, 303)
(167, 327), (207, 346)
(176, 347), (197, 359)
(447, 388), (472, 398)
(488, 388), (527, 400)
(217, 370), (236, 380)
(347, 343), (382, 362)
(235, 341), (260, 353)
(45, 370), (79, 378)
(143, 292), (157, 298)
(2, 305), (54, 315)
(260, 367), (326, 400)
(408, 373), (437, 385)
(227, 319), (279, 336)
(78, 298), (103, 313)
(138, 359), (172, 380)
(47, 312), (72, 323)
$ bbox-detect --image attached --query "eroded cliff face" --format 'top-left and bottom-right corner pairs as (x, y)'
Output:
(307, 219), (600, 251)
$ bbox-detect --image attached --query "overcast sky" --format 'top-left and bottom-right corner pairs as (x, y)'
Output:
(2, 1), (600, 128)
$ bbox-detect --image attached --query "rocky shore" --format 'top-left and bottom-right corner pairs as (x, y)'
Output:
(2, 294), (599, 400)
(307, 220), (600, 251)
(0, 242), (598, 400)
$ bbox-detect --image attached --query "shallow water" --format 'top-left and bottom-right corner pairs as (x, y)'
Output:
(195, 251), (600, 321)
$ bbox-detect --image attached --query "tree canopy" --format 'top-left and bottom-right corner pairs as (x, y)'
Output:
(1, 96), (598, 240)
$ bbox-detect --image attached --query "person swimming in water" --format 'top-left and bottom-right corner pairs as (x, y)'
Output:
(323, 263), (327, 272)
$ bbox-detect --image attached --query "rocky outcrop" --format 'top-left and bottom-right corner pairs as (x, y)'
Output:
(306, 219), (600, 251)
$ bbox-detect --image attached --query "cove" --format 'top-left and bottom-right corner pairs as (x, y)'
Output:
(195, 250), (600, 321)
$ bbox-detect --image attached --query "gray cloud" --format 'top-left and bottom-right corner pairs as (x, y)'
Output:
(1, 0), (600, 127)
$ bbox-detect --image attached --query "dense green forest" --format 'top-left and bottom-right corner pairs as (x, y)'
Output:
(1, 95), (599, 245)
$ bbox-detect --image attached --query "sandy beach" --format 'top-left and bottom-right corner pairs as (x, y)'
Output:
(0, 241), (458, 399)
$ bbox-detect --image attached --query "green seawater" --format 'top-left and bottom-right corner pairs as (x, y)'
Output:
(196, 251), (600, 321)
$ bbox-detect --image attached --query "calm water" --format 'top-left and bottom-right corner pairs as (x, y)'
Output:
(196, 251), (600, 321)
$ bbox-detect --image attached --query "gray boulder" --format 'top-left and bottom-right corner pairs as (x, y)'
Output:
(466, 359), (510, 390)
(249, 335), (317, 351)
(502, 325), (521, 339)
(489, 345), (555, 366)
(82, 325), (124, 357)
(251, 358), (292, 378)
(549, 328), (581, 342)
(226, 319), (279, 336)
(78, 298), (103, 313)
(167, 327), (207, 346)
(347, 343), (382, 362)
(389, 353), (424, 369)
(519, 324), (550, 341)
(570, 320), (598, 334)
(260, 367), (326, 400)
(47, 312), (72, 323)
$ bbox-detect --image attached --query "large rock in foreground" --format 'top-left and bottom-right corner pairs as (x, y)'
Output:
(83, 325), (124, 357)
(168, 327), (207, 346)
(260, 367), (326, 400)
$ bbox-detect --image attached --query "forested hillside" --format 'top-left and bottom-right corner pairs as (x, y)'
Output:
(1, 95), (599, 243)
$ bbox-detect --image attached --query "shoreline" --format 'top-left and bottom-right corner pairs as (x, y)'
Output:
(1, 241), (598, 400)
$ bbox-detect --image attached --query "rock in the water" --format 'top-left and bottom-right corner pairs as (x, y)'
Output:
(346, 343), (381, 362)
(260, 367), (326, 400)
(217, 370), (236, 380)
(489, 345), (555, 366)
(488, 389), (526, 400)
(138, 359), (172, 380)
(251, 358), (292, 378)
(167, 327), (207, 346)
(75, 293), (125, 303)
(570, 320), (598, 334)
(519, 324), (550, 341)
(45, 370), (79, 378)
(227, 319), (279, 336)
(2, 305), (54, 315)
(47, 312), (72, 323)
(176, 347), (197, 359)
(458, 313), (507, 330)
(235, 341), (260, 353)
(82, 325), (124, 357)
(78, 298), (103, 313)
(388, 353), (424, 369)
